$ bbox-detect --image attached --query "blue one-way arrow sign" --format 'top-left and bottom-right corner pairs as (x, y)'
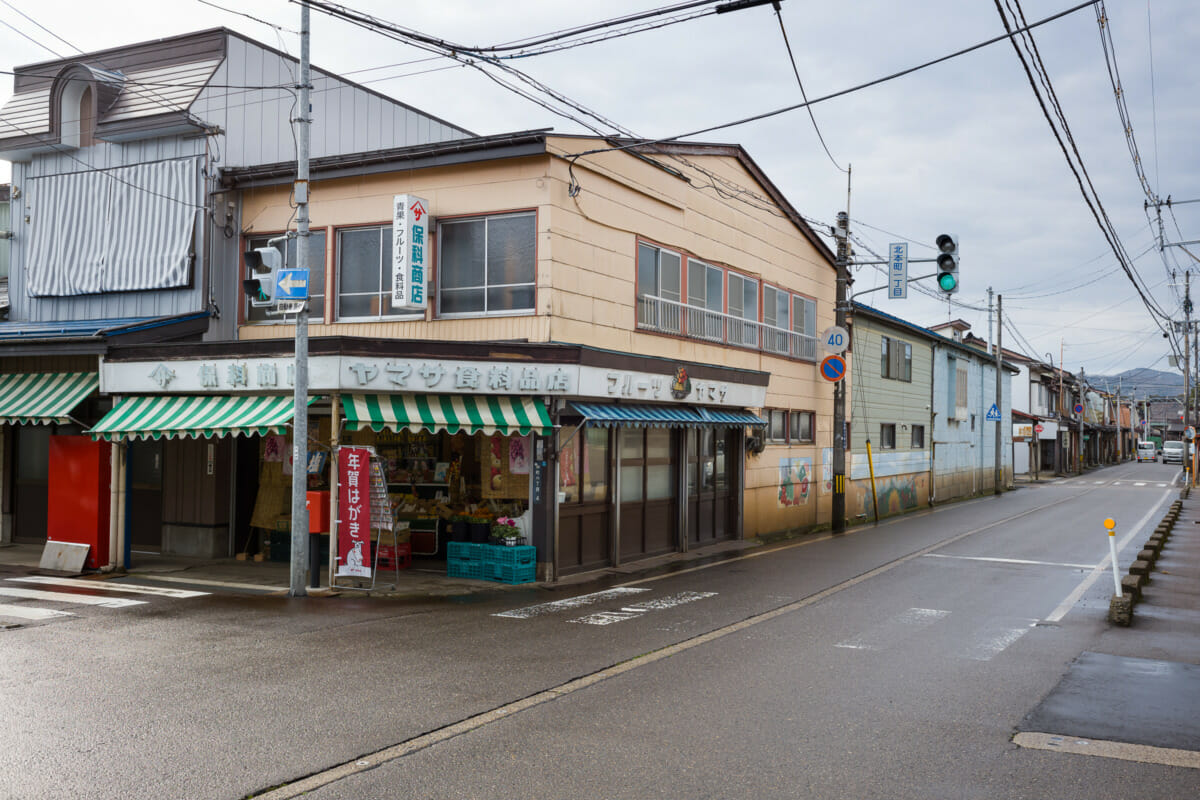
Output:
(986, 403), (1002, 422)
(276, 269), (309, 300)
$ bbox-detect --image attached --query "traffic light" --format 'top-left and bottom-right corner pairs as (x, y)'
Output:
(243, 245), (282, 307)
(935, 234), (959, 295)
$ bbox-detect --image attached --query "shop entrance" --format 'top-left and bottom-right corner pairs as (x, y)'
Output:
(128, 439), (163, 552)
(619, 426), (676, 560)
(12, 424), (50, 543)
(558, 425), (611, 574)
(687, 427), (735, 545)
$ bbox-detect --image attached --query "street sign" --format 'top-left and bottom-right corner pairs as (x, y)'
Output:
(1035, 424), (1044, 433)
(275, 269), (309, 300)
(986, 403), (1001, 422)
(1073, 403), (1084, 415)
(1186, 426), (1196, 441)
(888, 243), (907, 299)
(821, 325), (850, 354)
(819, 354), (847, 382)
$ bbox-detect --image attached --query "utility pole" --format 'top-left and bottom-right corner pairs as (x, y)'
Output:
(1185, 272), (1191, 431)
(831, 206), (849, 533)
(1078, 368), (1086, 470)
(289, 1), (312, 597)
(994, 294), (1003, 494)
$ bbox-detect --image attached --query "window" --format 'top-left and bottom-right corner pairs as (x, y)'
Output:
(637, 243), (682, 332)
(245, 232), (327, 323)
(337, 226), (420, 321)
(438, 211), (535, 316)
(687, 258), (725, 341)
(881, 336), (912, 381)
(763, 285), (789, 330)
(880, 423), (896, 450)
(559, 425), (609, 504)
(911, 424), (925, 449)
(793, 295), (817, 358)
(727, 272), (759, 347)
(766, 409), (814, 443)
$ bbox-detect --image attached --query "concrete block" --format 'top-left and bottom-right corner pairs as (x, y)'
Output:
(1129, 559), (1151, 576)
(1120, 573), (1142, 601)
(1108, 593), (1133, 626)
(1138, 549), (1157, 565)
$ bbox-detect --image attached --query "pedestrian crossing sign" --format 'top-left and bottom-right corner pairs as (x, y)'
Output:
(986, 403), (1001, 422)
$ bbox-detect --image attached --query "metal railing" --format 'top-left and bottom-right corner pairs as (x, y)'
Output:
(637, 294), (816, 361)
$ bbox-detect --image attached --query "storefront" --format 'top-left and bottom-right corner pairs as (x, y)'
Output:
(96, 338), (768, 581)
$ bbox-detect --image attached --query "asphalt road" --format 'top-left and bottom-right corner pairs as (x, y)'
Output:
(1, 461), (1195, 799)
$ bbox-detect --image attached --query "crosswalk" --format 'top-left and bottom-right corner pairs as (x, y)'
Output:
(1058, 478), (1171, 488)
(0, 575), (209, 628)
(835, 606), (1037, 662)
(494, 586), (718, 625)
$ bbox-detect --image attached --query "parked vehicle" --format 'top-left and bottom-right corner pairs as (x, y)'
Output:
(1136, 441), (1158, 462)
(1162, 441), (1185, 464)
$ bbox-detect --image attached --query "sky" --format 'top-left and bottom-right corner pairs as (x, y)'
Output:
(1, 0), (1197, 385)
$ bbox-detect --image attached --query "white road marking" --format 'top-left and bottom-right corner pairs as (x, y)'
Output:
(1094, 480), (1106, 485)
(961, 619), (1037, 661)
(494, 587), (649, 619)
(1044, 490), (1169, 623)
(1134, 482), (1147, 487)
(835, 607), (950, 651)
(8, 576), (209, 599)
(924, 553), (1097, 570)
(568, 591), (718, 625)
(0, 603), (75, 620)
(0, 587), (146, 608)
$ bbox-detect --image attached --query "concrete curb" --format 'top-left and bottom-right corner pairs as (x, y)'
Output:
(1110, 498), (1183, 626)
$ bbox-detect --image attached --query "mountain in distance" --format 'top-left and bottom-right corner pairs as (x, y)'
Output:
(1087, 367), (1182, 399)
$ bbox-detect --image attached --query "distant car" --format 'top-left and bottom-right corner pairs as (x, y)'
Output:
(1136, 441), (1157, 463)
(1162, 441), (1185, 464)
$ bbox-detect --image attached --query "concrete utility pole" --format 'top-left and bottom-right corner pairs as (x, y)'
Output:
(289, 0), (312, 597)
(1185, 272), (1192, 431)
(1078, 368), (1086, 470)
(831, 208), (849, 533)
(995, 294), (1003, 494)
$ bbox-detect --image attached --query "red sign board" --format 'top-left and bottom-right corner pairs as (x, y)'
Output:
(336, 446), (372, 578)
(1034, 424), (1044, 433)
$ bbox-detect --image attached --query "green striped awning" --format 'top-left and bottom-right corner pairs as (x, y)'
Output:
(342, 394), (553, 436)
(89, 394), (304, 441)
(0, 372), (99, 425)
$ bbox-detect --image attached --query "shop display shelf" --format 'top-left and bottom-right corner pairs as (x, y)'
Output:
(487, 562), (537, 585)
(447, 557), (487, 580)
(483, 544), (535, 568)
(448, 542), (485, 561)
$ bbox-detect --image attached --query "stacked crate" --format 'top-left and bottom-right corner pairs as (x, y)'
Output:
(447, 542), (536, 584)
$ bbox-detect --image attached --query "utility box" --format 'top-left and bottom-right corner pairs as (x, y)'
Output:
(306, 490), (330, 533)
(47, 436), (112, 570)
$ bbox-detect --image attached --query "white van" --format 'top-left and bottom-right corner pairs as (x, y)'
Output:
(1163, 441), (1186, 464)
(1136, 441), (1157, 463)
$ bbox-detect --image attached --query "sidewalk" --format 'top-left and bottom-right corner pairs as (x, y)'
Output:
(0, 536), (761, 598)
(1124, 488), (1200, 662)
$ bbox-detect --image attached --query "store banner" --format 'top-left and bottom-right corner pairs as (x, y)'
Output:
(337, 446), (372, 578)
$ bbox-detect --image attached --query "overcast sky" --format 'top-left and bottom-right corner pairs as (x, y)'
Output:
(1, 0), (1196, 384)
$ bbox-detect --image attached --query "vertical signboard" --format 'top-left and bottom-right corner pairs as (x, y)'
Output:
(336, 446), (372, 578)
(888, 242), (908, 299)
(392, 194), (429, 311)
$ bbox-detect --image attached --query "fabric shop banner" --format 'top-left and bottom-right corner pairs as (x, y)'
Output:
(336, 446), (372, 578)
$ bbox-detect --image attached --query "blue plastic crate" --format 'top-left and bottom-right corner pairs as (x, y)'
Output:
(487, 561), (537, 585)
(483, 544), (535, 567)
(448, 542), (483, 561)
(447, 557), (486, 580)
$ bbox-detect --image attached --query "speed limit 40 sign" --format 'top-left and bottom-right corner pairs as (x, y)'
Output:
(821, 325), (849, 354)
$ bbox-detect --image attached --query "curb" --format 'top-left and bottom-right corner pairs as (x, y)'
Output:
(1109, 497), (1182, 626)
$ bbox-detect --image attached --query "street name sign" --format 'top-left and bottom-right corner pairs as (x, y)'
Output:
(888, 243), (908, 299)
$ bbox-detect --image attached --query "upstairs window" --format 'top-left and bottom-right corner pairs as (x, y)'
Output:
(727, 272), (759, 347)
(338, 225), (420, 321)
(438, 211), (536, 316)
(636, 243), (682, 332)
(882, 336), (912, 381)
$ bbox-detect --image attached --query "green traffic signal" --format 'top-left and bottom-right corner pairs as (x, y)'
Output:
(937, 272), (958, 292)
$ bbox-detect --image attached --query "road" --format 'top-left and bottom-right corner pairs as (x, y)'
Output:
(0, 461), (1194, 799)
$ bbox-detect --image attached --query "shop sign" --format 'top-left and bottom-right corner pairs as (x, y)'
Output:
(102, 358), (767, 406)
(391, 194), (429, 311)
(1014, 424), (1034, 440)
(336, 446), (372, 578)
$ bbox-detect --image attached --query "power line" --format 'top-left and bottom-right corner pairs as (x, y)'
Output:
(771, 2), (845, 173)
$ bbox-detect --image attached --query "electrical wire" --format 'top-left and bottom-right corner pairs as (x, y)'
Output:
(771, 2), (845, 173)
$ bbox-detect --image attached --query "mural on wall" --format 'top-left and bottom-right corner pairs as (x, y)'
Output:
(778, 457), (813, 507)
(860, 474), (921, 516)
(821, 447), (833, 494)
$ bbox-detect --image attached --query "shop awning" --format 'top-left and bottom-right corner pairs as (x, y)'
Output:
(89, 394), (306, 441)
(695, 407), (768, 426)
(570, 402), (706, 428)
(0, 371), (98, 425)
(342, 394), (553, 436)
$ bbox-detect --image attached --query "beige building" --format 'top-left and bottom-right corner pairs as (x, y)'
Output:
(99, 130), (840, 580)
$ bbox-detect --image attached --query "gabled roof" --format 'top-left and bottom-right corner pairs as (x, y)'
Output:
(852, 302), (1021, 373)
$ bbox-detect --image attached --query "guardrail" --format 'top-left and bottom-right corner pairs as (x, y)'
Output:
(637, 294), (817, 360)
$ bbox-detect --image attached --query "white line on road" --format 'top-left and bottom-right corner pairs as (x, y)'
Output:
(568, 591), (718, 625)
(923, 553), (1097, 569)
(0, 603), (75, 620)
(494, 587), (649, 619)
(961, 619), (1038, 661)
(8, 576), (209, 599)
(835, 607), (950, 651)
(0, 587), (146, 608)
(1043, 490), (1170, 623)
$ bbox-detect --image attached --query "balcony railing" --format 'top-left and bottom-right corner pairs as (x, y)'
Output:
(637, 294), (817, 361)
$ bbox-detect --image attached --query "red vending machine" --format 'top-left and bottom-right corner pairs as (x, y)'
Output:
(47, 436), (112, 570)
